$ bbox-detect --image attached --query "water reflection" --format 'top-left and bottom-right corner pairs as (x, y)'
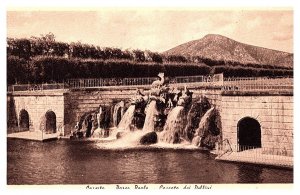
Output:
(7, 139), (293, 184)
(237, 164), (263, 183)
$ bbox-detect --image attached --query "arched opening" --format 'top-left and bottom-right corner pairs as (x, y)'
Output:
(237, 117), (261, 151)
(19, 109), (29, 132)
(45, 111), (56, 134)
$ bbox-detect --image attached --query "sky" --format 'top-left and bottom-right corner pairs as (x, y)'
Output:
(7, 9), (293, 53)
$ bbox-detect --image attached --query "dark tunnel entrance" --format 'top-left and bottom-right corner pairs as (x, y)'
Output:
(45, 111), (56, 134)
(19, 109), (29, 132)
(237, 117), (261, 151)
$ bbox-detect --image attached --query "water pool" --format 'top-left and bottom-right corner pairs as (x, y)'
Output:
(7, 138), (293, 184)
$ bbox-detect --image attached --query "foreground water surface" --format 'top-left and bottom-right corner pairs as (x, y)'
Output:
(7, 138), (293, 184)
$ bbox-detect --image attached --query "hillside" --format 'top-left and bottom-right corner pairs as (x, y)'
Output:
(164, 34), (293, 68)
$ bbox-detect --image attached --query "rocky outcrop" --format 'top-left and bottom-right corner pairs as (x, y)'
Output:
(116, 131), (126, 139)
(139, 131), (158, 145)
(184, 96), (211, 141)
(192, 107), (222, 149)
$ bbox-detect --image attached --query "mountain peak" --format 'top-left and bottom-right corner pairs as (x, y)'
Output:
(163, 34), (293, 68)
(203, 34), (226, 39)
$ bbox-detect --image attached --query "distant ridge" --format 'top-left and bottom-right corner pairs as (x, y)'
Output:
(164, 34), (293, 68)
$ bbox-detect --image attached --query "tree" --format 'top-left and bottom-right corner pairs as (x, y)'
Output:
(145, 51), (163, 63)
(7, 56), (29, 84)
(132, 49), (146, 62)
(31, 32), (56, 56)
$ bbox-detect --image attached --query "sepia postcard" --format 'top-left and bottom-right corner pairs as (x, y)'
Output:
(4, 2), (295, 191)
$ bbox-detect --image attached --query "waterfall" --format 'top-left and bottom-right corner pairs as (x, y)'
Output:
(192, 107), (215, 146)
(142, 100), (159, 132)
(113, 102), (124, 127)
(101, 130), (148, 149)
(113, 105), (119, 127)
(159, 106), (186, 144)
(97, 106), (103, 129)
(117, 105), (135, 131)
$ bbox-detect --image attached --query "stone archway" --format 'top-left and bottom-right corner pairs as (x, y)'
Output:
(45, 111), (57, 134)
(19, 109), (29, 132)
(237, 117), (261, 151)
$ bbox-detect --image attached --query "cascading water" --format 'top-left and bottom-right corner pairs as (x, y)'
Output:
(117, 105), (136, 131)
(99, 130), (148, 149)
(113, 101), (124, 127)
(159, 105), (186, 144)
(192, 107), (215, 146)
(142, 100), (159, 132)
(72, 73), (221, 151)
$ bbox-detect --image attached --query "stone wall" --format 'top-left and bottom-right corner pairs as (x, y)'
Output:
(63, 86), (221, 134)
(220, 94), (293, 156)
(7, 91), (65, 135)
(7, 87), (293, 157)
(192, 87), (222, 109)
(63, 88), (140, 134)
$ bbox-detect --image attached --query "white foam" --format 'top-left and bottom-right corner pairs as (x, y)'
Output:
(142, 100), (158, 131)
(95, 130), (199, 150)
(117, 105), (135, 131)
